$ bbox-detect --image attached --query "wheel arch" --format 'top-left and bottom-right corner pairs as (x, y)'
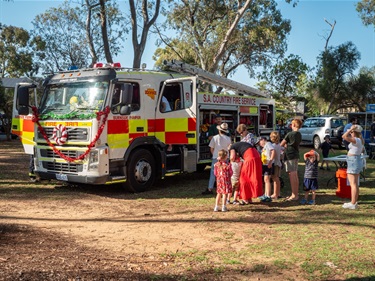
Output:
(123, 136), (164, 181)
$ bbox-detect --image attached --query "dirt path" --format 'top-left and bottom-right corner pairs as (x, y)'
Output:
(0, 141), (305, 280)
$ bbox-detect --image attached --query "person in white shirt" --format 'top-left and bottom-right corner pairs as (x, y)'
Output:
(341, 124), (364, 210)
(206, 123), (232, 194)
(161, 96), (172, 112)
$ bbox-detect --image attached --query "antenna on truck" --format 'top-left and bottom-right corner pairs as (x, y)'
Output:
(163, 60), (268, 98)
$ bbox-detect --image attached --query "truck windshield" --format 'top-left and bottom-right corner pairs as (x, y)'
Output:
(39, 81), (108, 118)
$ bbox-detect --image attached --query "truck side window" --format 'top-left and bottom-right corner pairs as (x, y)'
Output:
(111, 83), (140, 114)
(160, 82), (183, 113)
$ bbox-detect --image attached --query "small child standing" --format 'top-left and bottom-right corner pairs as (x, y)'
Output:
(214, 149), (233, 212)
(320, 135), (334, 170)
(301, 149), (320, 205)
(230, 153), (243, 205)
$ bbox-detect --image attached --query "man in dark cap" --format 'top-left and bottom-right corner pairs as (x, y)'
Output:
(207, 114), (223, 141)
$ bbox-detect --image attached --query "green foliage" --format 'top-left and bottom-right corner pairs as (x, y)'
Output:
(343, 66), (375, 112)
(315, 41), (361, 114)
(257, 54), (310, 114)
(356, 0), (375, 29)
(31, 0), (127, 73)
(0, 25), (34, 77)
(155, 0), (292, 80)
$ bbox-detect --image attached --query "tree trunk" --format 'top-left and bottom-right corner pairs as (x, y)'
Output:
(130, 0), (160, 69)
(99, 0), (113, 64)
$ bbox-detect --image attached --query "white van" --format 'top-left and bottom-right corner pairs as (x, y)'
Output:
(299, 116), (346, 149)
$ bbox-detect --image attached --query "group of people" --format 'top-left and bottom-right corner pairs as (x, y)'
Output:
(203, 115), (364, 212)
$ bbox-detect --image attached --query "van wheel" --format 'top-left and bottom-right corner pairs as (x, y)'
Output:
(125, 149), (155, 193)
(313, 136), (321, 150)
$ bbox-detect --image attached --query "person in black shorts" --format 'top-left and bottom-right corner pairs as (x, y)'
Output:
(320, 135), (334, 170)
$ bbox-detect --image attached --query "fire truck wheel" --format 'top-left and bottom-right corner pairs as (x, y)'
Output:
(125, 149), (156, 193)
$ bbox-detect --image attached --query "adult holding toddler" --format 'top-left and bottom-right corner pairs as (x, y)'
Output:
(341, 124), (364, 210)
(230, 141), (263, 204)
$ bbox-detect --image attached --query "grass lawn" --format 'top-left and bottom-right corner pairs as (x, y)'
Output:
(0, 141), (374, 280)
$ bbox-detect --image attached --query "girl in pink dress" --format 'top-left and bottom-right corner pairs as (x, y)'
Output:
(214, 149), (233, 212)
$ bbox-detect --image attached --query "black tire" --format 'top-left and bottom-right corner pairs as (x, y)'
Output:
(313, 136), (321, 150)
(125, 149), (155, 193)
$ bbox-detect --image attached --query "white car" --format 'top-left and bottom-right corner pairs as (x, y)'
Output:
(299, 116), (346, 149)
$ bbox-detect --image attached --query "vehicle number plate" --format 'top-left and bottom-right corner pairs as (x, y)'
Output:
(56, 174), (68, 181)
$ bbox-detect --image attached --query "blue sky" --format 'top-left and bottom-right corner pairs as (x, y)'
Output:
(0, 0), (374, 86)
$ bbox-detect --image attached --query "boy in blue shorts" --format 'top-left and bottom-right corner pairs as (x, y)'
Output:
(300, 149), (320, 205)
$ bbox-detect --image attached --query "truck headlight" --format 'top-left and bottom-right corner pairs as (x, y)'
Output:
(88, 150), (99, 170)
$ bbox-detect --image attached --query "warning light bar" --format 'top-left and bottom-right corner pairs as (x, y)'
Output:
(93, 62), (122, 69)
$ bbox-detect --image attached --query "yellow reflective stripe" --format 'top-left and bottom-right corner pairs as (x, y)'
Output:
(21, 132), (35, 145)
(39, 121), (92, 127)
(165, 118), (188, 132)
(11, 117), (21, 131)
(128, 119), (147, 133)
(108, 133), (129, 149)
(155, 132), (165, 142)
(188, 131), (197, 144)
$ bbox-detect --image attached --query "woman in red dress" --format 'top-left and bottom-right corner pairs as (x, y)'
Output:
(229, 142), (263, 203)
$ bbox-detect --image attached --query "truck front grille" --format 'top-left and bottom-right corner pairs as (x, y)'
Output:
(40, 149), (81, 158)
(42, 161), (83, 173)
(38, 127), (89, 142)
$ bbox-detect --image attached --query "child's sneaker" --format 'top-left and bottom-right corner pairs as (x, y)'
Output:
(222, 206), (228, 212)
(232, 200), (239, 205)
(213, 206), (219, 212)
(261, 196), (272, 202)
(308, 200), (315, 205)
(300, 198), (307, 204)
(342, 202), (358, 209)
(227, 200), (231, 204)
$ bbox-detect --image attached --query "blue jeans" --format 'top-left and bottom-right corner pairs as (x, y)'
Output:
(208, 158), (218, 190)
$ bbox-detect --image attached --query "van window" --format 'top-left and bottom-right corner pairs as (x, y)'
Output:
(302, 119), (311, 128)
(331, 118), (343, 128)
(317, 119), (326, 127)
(310, 119), (318, 127)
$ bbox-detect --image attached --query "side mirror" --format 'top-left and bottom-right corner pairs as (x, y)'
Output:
(18, 106), (29, 115)
(120, 83), (133, 105)
(120, 105), (132, 115)
(18, 86), (30, 107)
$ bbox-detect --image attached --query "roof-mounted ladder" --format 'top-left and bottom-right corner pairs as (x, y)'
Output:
(163, 60), (268, 98)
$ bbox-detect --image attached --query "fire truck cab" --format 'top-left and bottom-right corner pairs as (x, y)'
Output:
(12, 61), (275, 192)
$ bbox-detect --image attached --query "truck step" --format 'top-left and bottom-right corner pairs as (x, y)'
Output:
(166, 169), (181, 173)
(166, 153), (180, 158)
(111, 176), (126, 180)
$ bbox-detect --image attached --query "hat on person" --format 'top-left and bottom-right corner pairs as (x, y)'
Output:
(305, 149), (316, 157)
(324, 135), (330, 140)
(352, 125), (363, 133)
(255, 136), (268, 145)
(217, 122), (229, 133)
